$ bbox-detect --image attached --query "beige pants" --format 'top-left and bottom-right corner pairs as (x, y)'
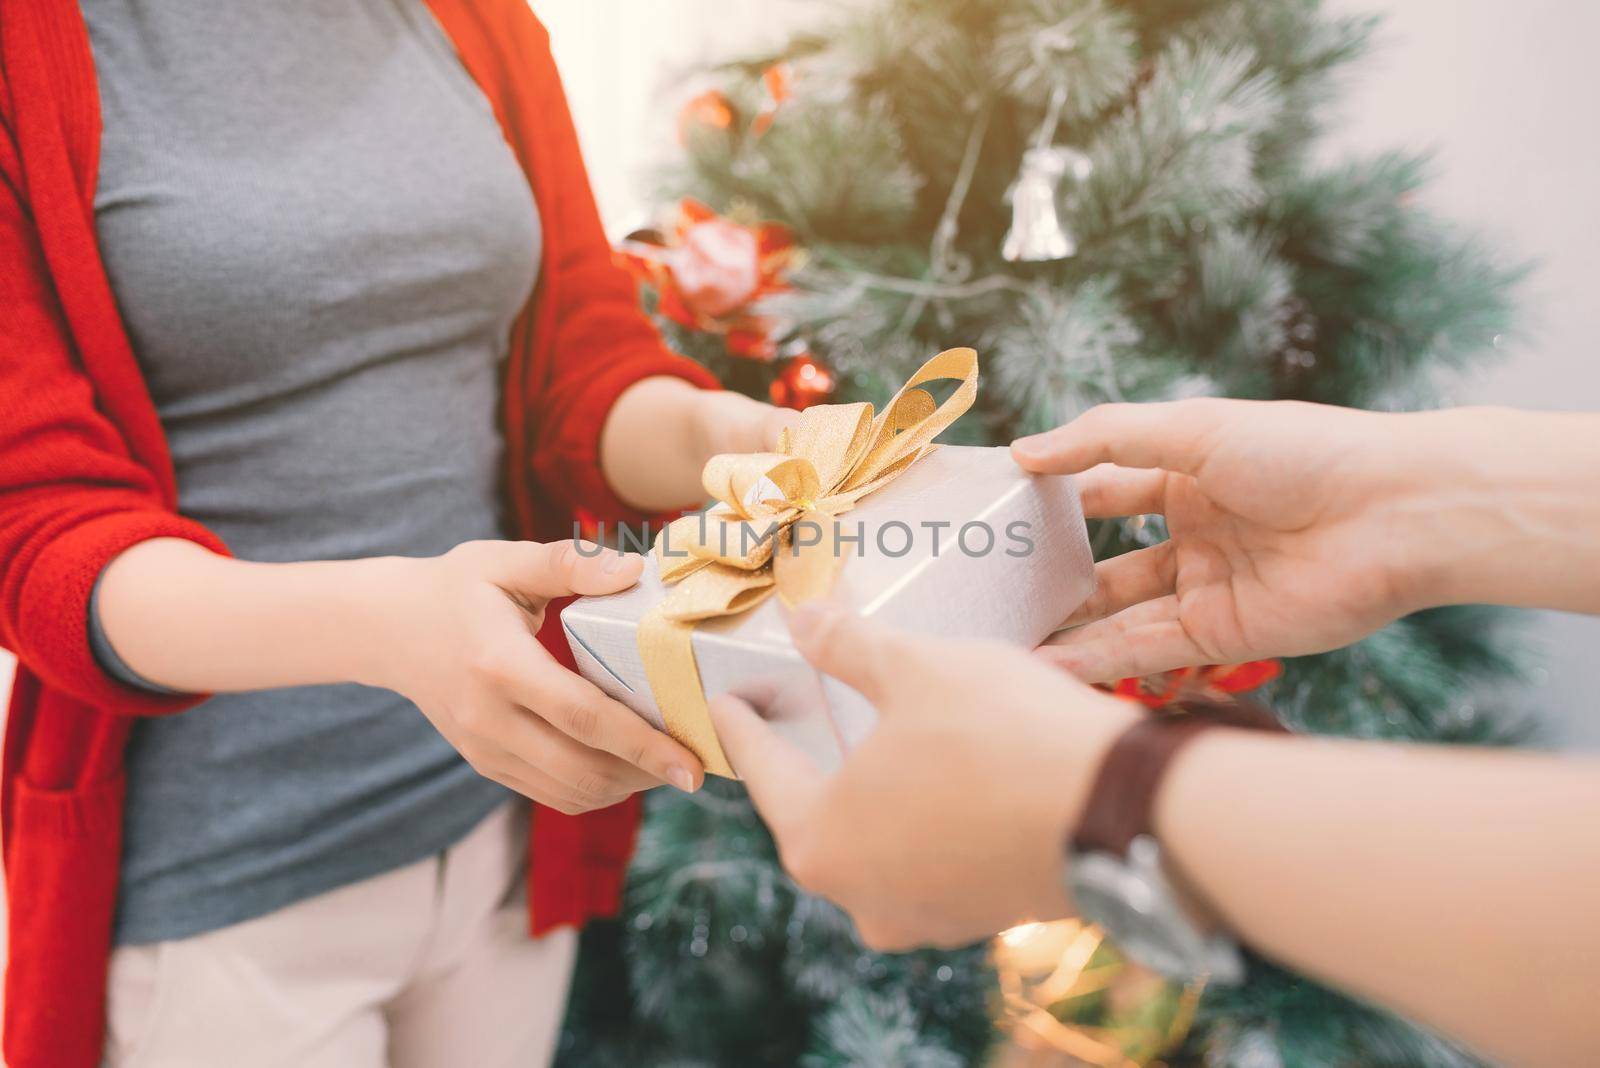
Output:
(103, 802), (576, 1068)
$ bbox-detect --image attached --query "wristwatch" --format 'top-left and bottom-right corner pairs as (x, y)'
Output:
(1066, 695), (1287, 985)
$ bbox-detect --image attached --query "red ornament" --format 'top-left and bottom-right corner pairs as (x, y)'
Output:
(678, 89), (735, 143)
(769, 353), (836, 411)
(616, 199), (799, 361)
(1108, 660), (1283, 709)
(750, 63), (793, 137)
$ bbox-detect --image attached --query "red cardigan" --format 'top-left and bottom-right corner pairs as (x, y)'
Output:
(0, 2), (717, 1063)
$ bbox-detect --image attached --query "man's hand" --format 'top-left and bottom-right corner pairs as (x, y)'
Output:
(1012, 399), (1467, 682)
(710, 603), (1138, 951)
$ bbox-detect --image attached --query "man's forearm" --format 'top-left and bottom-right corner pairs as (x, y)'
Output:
(1404, 408), (1600, 614)
(1155, 731), (1600, 1068)
(96, 538), (401, 693)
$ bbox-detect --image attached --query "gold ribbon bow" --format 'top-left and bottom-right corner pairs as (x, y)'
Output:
(639, 347), (980, 776)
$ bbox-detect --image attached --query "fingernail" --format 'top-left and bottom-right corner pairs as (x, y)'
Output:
(667, 765), (696, 793)
(602, 552), (629, 574)
(1011, 434), (1048, 458)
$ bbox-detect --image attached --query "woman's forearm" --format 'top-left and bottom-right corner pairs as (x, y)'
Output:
(1156, 732), (1600, 1068)
(600, 377), (712, 511)
(96, 537), (401, 693)
(102, 380), (781, 692)
(600, 377), (792, 512)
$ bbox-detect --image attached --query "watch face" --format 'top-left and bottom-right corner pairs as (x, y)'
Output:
(1068, 840), (1225, 982)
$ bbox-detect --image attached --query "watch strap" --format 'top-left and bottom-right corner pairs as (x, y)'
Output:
(1072, 695), (1288, 857)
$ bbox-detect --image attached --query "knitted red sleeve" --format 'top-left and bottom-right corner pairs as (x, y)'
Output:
(0, 138), (227, 715)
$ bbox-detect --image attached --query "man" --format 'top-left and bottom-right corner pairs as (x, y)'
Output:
(711, 398), (1600, 1068)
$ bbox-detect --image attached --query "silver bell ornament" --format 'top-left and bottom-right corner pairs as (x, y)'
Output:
(1002, 144), (1093, 263)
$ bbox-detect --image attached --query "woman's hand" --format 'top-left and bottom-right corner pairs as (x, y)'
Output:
(710, 603), (1139, 951)
(364, 540), (704, 813)
(1011, 399), (1596, 682)
(691, 387), (798, 457)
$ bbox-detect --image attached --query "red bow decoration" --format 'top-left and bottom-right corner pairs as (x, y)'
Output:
(617, 199), (799, 360)
(1108, 660), (1283, 709)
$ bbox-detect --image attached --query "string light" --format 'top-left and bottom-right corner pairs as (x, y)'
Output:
(992, 918), (1205, 1066)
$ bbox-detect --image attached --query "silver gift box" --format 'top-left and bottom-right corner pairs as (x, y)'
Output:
(561, 445), (1095, 774)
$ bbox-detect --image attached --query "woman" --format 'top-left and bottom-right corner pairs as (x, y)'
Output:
(0, 2), (784, 1065)
(715, 398), (1600, 1068)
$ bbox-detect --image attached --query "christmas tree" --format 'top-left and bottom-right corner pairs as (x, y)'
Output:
(556, 1), (1526, 1065)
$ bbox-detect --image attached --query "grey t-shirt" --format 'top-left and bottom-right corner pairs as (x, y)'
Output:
(82, 0), (539, 944)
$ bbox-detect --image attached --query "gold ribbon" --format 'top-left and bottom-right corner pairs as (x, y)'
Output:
(638, 348), (980, 776)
